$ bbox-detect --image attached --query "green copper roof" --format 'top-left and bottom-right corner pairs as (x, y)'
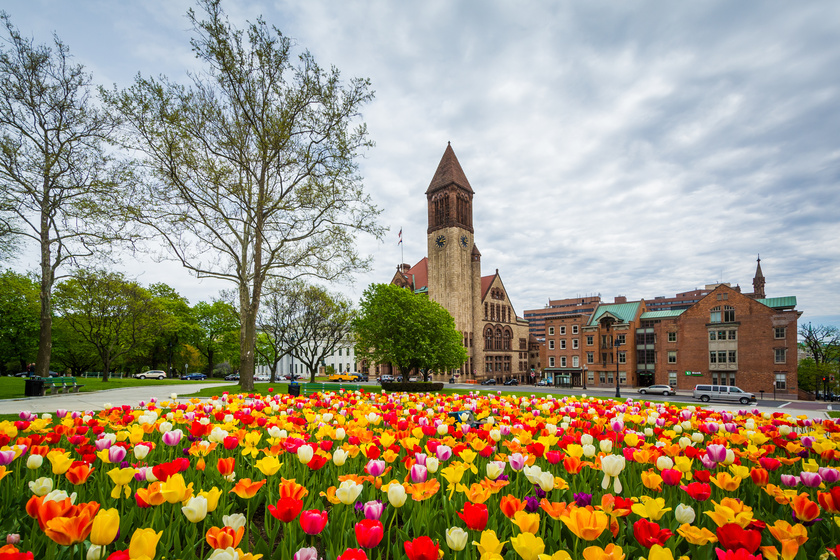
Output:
(756, 296), (797, 309)
(587, 302), (641, 325)
(640, 310), (686, 319)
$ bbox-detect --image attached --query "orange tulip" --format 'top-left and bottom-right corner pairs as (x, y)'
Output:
(230, 478), (267, 499)
(791, 493), (820, 523)
(559, 507), (609, 541)
(406, 479), (440, 501)
(65, 463), (95, 485)
(44, 510), (96, 546)
(26, 495), (74, 531)
(217, 457), (235, 476)
(750, 468), (769, 487)
(563, 456), (584, 474)
(538, 499), (569, 520)
(582, 543), (625, 560)
(501, 495), (527, 518)
(135, 482), (167, 507)
(206, 526), (245, 549)
(278, 478), (309, 500)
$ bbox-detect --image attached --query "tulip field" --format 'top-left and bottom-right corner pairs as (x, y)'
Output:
(0, 390), (839, 560)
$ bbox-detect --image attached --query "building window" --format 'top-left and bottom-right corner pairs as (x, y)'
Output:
(667, 332), (676, 343)
(709, 331), (716, 341)
(572, 339), (579, 349)
(586, 335), (594, 346)
(616, 334), (626, 345)
(717, 330), (727, 340)
(572, 325), (579, 334)
(607, 373), (614, 384)
(618, 352), (626, 364)
(668, 371), (677, 387)
(560, 357), (567, 367)
(549, 357), (555, 367)
(710, 306), (720, 323)
(338, 348), (342, 356)
(548, 326), (554, 336)
(774, 327), (786, 339)
(724, 306), (735, 322)
(587, 352), (594, 364)
(728, 330), (737, 340)
(728, 351), (737, 363)
(573, 356), (579, 367)
(485, 357), (492, 373)
(775, 348), (787, 364)
(549, 340), (555, 350)
(560, 326), (566, 335)
(599, 372), (606, 384)
(668, 351), (677, 364)
(717, 351), (726, 363)
(560, 339), (567, 349)
(619, 371), (626, 385)
(775, 372), (787, 390)
(588, 371), (594, 382)
(710, 352), (716, 364)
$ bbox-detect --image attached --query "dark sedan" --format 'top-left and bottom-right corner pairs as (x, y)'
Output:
(503, 378), (519, 386)
(181, 373), (207, 381)
(480, 378), (497, 385)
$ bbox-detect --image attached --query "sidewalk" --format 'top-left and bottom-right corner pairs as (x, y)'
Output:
(0, 382), (228, 416)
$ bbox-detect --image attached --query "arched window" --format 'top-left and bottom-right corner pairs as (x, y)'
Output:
(495, 328), (503, 350)
(503, 329), (512, 351)
(485, 327), (493, 350)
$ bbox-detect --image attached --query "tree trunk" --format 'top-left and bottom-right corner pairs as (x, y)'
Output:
(35, 236), (53, 379)
(207, 348), (215, 378)
(239, 284), (258, 391)
(102, 351), (111, 382)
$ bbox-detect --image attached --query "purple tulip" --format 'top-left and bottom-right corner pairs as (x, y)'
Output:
(363, 500), (385, 521)
(780, 474), (800, 487)
(436, 445), (452, 461)
(610, 419), (624, 432)
(800, 471), (822, 488)
(705, 444), (727, 464)
(801, 436), (816, 449)
(108, 446), (126, 463)
(414, 452), (427, 466)
(533, 485), (547, 499)
(523, 496), (540, 513)
(161, 429), (183, 447)
(724, 423), (738, 433)
(679, 410), (692, 421)
(573, 493), (593, 507)
(819, 468), (840, 483)
(704, 422), (719, 434)
(55, 409), (68, 419)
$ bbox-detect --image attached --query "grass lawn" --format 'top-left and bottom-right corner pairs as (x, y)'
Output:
(827, 411), (840, 418)
(0, 376), (219, 400)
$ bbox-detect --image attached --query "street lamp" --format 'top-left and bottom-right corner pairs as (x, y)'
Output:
(614, 339), (622, 399)
(583, 365), (588, 391)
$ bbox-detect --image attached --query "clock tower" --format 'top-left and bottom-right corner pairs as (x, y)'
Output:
(426, 143), (478, 366)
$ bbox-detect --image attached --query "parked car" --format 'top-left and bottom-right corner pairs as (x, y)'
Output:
(15, 371), (58, 377)
(378, 375), (395, 383)
(134, 370), (167, 380)
(638, 384), (673, 396)
(481, 378), (497, 385)
(693, 384), (756, 405)
(328, 372), (355, 382)
(349, 372), (368, 382)
(180, 373), (207, 381)
(224, 373), (240, 381)
(448, 376), (457, 383)
(408, 376), (419, 382)
(535, 379), (549, 387)
(503, 378), (519, 386)
(254, 373), (270, 382)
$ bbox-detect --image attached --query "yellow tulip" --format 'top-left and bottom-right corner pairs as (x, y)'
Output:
(90, 508), (120, 546)
(46, 450), (73, 475)
(128, 528), (162, 560)
(200, 487), (223, 512)
(255, 456), (282, 477)
(538, 553), (572, 560)
(676, 524), (718, 545)
(642, 545), (674, 560)
(511, 532), (545, 560)
(161, 473), (194, 504)
(630, 496), (672, 521)
(473, 530), (507, 557)
(582, 544), (625, 560)
(511, 510), (541, 534)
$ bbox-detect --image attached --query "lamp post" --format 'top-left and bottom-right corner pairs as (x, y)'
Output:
(582, 365), (588, 390)
(614, 339), (622, 399)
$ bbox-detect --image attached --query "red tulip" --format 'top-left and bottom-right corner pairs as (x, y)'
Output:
(633, 519), (673, 548)
(267, 497), (303, 523)
(694, 470), (711, 483)
(456, 502), (488, 531)
(354, 519), (384, 548)
(300, 510), (328, 535)
(404, 536), (439, 560)
(714, 547), (762, 560)
(337, 549), (368, 560)
(308, 454), (328, 471)
(680, 482), (711, 501)
(715, 523), (762, 553)
(758, 457), (781, 471)
(819, 487), (840, 514)
(661, 468), (682, 486)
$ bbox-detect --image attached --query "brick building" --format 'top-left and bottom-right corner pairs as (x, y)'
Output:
(383, 144), (531, 383)
(539, 259), (800, 396)
(524, 296), (601, 338)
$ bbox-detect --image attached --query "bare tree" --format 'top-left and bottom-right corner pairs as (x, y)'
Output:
(256, 279), (303, 383)
(0, 13), (130, 378)
(104, 0), (382, 390)
(799, 322), (840, 365)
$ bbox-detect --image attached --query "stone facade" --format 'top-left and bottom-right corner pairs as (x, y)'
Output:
(389, 144), (530, 382)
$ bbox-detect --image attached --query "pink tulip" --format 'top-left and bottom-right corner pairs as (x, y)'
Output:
(705, 444), (727, 464)
(365, 460), (386, 477)
(108, 446), (127, 463)
(436, 445), (452, 461)
(700, 454), (717, 470)
(410, 464), (427, 483)
(819, 468), (840, 483)
(414, 453), (427, 466)
(508, 453), (526, 471)
(162, 429), (183, 447)
(799, 471), (822, 488)
(780, 474), (799, 487)
(0, 450), (15, 466)
(363, 501), (385, 521)
(610, 419), (624, 432)
(55, 409), (68, 419)
(801, 436), (816, 448)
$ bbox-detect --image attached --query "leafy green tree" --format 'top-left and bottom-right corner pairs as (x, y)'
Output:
(192, 300), (239, 377)
(51, 316), (100, 376)
(0, 270), (39, 373)
(797, 357), (835, 394)
(0, 14), (131, 379)
(104, 0), (382, 390)
(53, 270), (162, 381)
(145, 283), (200, 377)
(353, 284), (468, 381)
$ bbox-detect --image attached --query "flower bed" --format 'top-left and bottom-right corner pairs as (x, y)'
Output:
(0, 390), (838, 560)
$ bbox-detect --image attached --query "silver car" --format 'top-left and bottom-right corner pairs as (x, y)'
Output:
(638, 384), (674, 396)
(692, 384), (756, 405)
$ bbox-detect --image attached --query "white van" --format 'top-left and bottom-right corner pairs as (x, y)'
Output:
(693, 384), (756, 404)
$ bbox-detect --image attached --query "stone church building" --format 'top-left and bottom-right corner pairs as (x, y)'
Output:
(388, 144), (531, 383)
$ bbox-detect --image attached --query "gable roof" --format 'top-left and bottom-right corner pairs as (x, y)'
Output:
(425, 143), (474, 195)
(406, 258), (428, 292)
(587, 302), (642, 325)
(481, 274), (495, 299)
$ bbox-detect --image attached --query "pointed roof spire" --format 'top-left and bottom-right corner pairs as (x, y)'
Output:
(425, 143), (473, 194)
(755, 254), (764, 278)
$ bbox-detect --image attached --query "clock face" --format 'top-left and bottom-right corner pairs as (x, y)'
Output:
(435, 234), (446, 248)
(460, 235), (469, 249)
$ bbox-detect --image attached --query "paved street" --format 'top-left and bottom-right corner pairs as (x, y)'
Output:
(1, 380), (831, 421)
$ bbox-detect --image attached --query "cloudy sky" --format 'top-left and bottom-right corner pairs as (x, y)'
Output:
(4, 0), (840, 328)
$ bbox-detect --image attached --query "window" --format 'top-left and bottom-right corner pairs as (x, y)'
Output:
(549, 340), (555, 350)
(775, 372), (787, 390)
(709, 331), (716, 341)
(668, 351), (677, 364)
(618, 352), (626, 364)
(728, 351), (737, 363)
(619, 371), (626, 385)
(560, 326), (566, 335)
(338, 348), (342, 356)
(710, 306), (721, 323)
(549, 357), (555, 367)
(587, 352), (594, 364)
(607, 373), (614, 384)
(668, 332), (677, 343)
(718, 330), (727, 340)
(712, 373), (718, 385)
(485, 357), (492, 373)
(775, 348), (787, 364)
(710, 352), (717, 364)
(616, 334), (626, 345)
(572, 339), (579, 349)
(586, 335), (594, 346)
(572, 325), (579, 334)
(573, 356), (579, 367)
(728, 330), (737, 340)
(560, 357), (567, 367)
(588, 371), (594, 382)
(668, 371), (677, 387)
(560, 340), (567, 349)
(339, 363), (343, 372)
(599, 372), (606, 383)
(774, 327), (786, 339)
(724, 306), (735, 322)
(548, 326), (554, 336)
(717, 351), (726, 363)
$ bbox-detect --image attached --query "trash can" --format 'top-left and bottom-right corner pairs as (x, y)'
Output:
(288, 383), (301, 397)
(25, 378), (44, 397)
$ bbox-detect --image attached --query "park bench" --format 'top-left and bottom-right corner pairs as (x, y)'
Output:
(300, 383), (361, 395)
(39, 377), (85, 396)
